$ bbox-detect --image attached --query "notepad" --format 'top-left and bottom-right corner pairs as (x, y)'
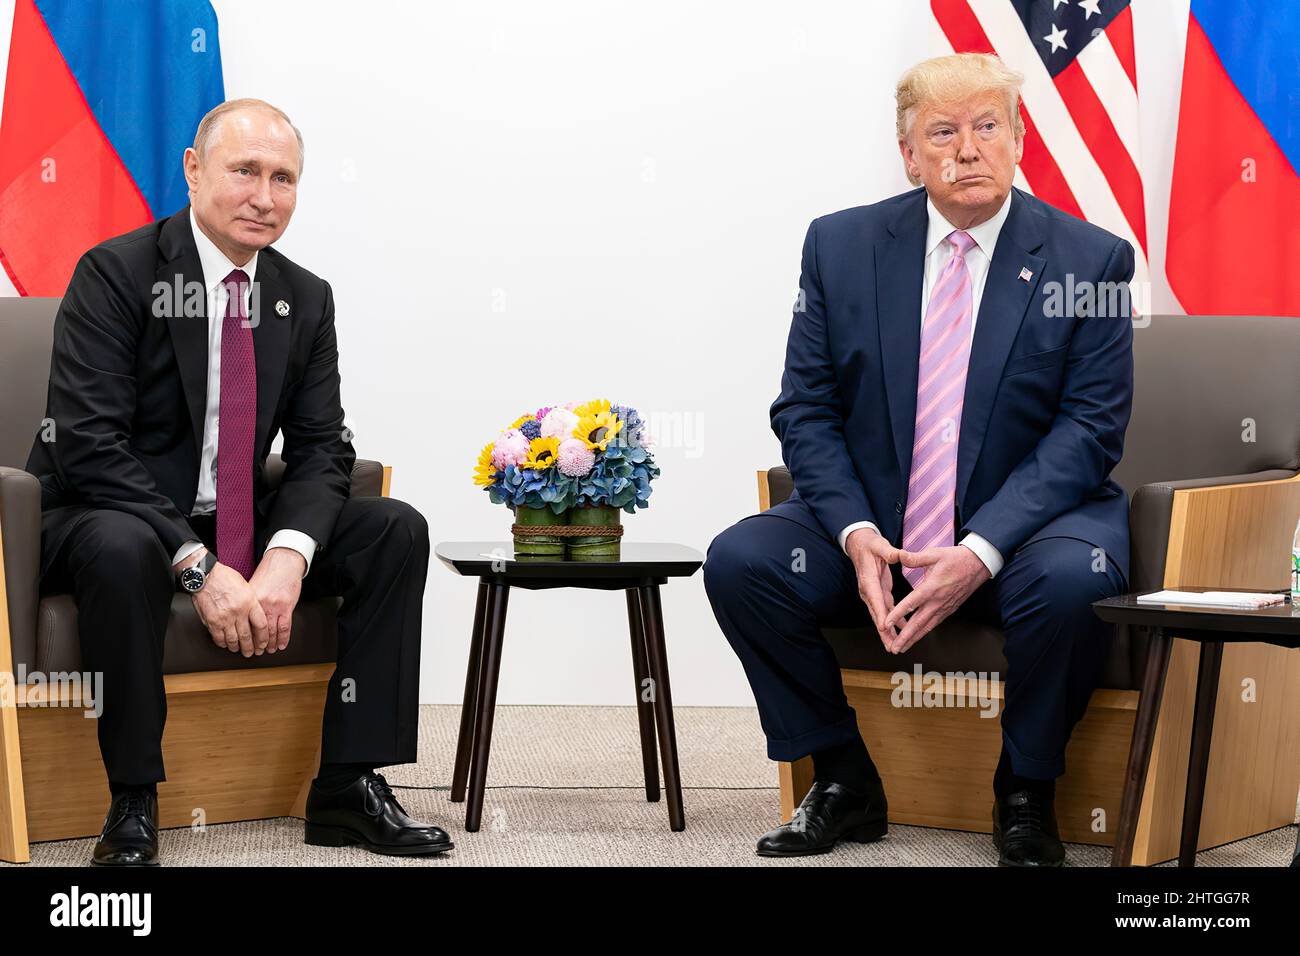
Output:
(1137, 590), (1288, 609)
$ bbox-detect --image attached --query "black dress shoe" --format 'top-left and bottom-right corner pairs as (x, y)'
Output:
(92, 790), (160, 866)
(756, 779), (888, 857)
(992, 789), (1066, 867)
(305, 771), (454, 856)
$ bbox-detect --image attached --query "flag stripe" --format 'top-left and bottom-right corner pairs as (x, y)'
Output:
(1106, 5), (1138, 90)
(1052, 59), (1148, 252)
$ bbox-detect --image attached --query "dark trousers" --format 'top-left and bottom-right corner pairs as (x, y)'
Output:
(702, 512), (1125, 778)
(37, 496), (430, 785)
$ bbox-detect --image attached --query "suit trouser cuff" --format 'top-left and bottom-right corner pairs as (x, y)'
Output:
(765, 713), (861, 762)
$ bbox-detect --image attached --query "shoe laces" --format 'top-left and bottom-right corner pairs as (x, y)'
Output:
(1008, 795), (1044, 830)
(117, 791), (151, 819)
(369, 773), (406, 814)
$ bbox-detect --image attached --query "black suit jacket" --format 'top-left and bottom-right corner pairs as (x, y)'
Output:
(26, 206), (356, 578)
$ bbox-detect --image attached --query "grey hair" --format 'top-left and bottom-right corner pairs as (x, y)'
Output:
(192, 98), (305, 175)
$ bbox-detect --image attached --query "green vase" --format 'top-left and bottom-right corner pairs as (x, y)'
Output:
(512, 505), (566, 557)
(566, 505), (622, 560)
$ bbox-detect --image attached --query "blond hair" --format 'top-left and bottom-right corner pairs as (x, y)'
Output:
(192, 98), (305, 174)
(895, 53), (1024, 185)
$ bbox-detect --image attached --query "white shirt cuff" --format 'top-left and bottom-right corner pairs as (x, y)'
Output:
(837, 521), (881, 554)
(172, 539), (205, 567)
(267, 529), (318, 578)
(959, 532), (1004, 578)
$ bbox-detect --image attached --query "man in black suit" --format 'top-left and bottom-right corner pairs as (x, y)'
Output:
(27, 98), (451, 864)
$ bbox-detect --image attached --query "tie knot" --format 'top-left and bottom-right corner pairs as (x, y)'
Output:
(947, 230), (975, 256)
(223, 268), (249, 290)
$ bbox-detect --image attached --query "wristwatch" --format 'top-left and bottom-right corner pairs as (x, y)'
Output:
(178, 550), (218, 593)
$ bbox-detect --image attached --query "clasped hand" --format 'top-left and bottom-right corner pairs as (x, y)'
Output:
(845, 527), (990, 655)
(175, 548), (305, 656)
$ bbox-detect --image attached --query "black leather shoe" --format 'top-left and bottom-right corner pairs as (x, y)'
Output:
(305, 772), (453, 856)
(92, 790), (160, 866)
(756, 779), (888, 857)
(993, 789), (1066, 867)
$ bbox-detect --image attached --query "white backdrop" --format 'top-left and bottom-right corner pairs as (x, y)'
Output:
(0, 1), (1191, 704)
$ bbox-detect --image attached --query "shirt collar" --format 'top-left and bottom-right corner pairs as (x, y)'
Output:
(189, 208), (258, 292)
(924, 188), (1014, 260)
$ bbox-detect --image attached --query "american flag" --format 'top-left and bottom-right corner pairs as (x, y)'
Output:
(932, 0), (1149, 298)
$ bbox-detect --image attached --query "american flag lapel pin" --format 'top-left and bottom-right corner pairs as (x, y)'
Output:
(1018, 267), (1033, 282)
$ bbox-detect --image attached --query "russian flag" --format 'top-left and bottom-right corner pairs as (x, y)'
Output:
(0, 0), (224, 296)
(1166, 0), (1300, 316)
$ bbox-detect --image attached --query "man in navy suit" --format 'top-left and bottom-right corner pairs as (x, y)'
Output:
(703, 53), (1134, 865)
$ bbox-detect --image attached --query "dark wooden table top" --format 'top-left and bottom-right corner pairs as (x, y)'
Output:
(435, 541), (704, 585)
(1093, 589), (1299, 645)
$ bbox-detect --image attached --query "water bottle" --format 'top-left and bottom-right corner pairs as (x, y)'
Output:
(1293, 517), (1300, 604)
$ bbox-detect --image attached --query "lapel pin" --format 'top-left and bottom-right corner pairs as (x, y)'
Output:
(1018, 267), (1033, 282)
(275, 299), (290, 317)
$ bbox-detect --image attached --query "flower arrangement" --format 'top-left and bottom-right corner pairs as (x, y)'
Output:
(473, 400), (660, 556)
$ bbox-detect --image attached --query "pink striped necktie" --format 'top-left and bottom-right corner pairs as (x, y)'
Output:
(901, 230), (975, 588)
(215, 268), (257, 579)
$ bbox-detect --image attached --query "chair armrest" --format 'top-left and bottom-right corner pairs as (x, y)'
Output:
(349, 459), (386, 498)
(261, 453), (387, 498)
(0, 466), (41, 675)
(758, 466), (794, 511)
(1129, 468), (1299, 593)
(1124, 468), (1299, 689)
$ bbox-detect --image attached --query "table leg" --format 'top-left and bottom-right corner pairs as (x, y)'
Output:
(465, 581), (509, 833)
(1179, 640), (1224, 867)
(1112, 626), (1173, 866)
(638, 584), (685, 831)
(450, 580), (489, 803)
(626, 589), (660, 803)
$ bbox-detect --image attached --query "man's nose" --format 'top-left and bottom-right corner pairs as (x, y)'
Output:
(955, 127), (980, 162)
(249, 177), (274, 211)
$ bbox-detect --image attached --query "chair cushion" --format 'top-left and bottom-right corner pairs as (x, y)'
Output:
(36, 593), (340, 675)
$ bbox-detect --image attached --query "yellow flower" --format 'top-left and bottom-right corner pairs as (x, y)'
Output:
(473, 442), (496, 486)
(509, 413), (536, 430)
(574, 403), (623, 452)
(519, 436), (561, 470)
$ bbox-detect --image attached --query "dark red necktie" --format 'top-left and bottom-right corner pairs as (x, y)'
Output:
(215, 268), (256, 579)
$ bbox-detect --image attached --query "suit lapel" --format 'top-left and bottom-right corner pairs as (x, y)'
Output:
(955, 188), (1047, 510)
(875, 190), (928, 483)
(250, 254), (292, 458)
(157, 208), (210, 459)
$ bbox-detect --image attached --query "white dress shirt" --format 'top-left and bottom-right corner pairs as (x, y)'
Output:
(837, 189), (1013, 577)
(171, 210), (317, 577)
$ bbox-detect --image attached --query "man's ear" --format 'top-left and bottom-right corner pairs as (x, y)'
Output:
(898, 137), (921, 185)
(1013, 132), (1024, 166)
(182, 147), (201, 194)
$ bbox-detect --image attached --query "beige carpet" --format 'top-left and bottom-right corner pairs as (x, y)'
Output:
(8, 705), (1296, 867)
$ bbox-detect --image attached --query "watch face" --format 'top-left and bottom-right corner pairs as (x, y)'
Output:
(180, 566), (205, 593)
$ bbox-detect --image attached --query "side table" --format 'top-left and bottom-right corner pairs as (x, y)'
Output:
(1093, 590), (1299, 867)
(435, 541), (704, 832)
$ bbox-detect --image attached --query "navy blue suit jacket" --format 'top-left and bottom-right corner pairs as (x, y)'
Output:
(767, 186), (1135, 583)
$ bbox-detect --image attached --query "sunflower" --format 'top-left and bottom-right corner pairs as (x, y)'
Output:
(519, 435), (561, 470)
(473, 442), (497, 486)
(573, 402), (624, 452)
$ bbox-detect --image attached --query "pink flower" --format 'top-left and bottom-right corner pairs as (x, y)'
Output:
(557, 438), (595, 477)
(491, 429), (530, 469)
